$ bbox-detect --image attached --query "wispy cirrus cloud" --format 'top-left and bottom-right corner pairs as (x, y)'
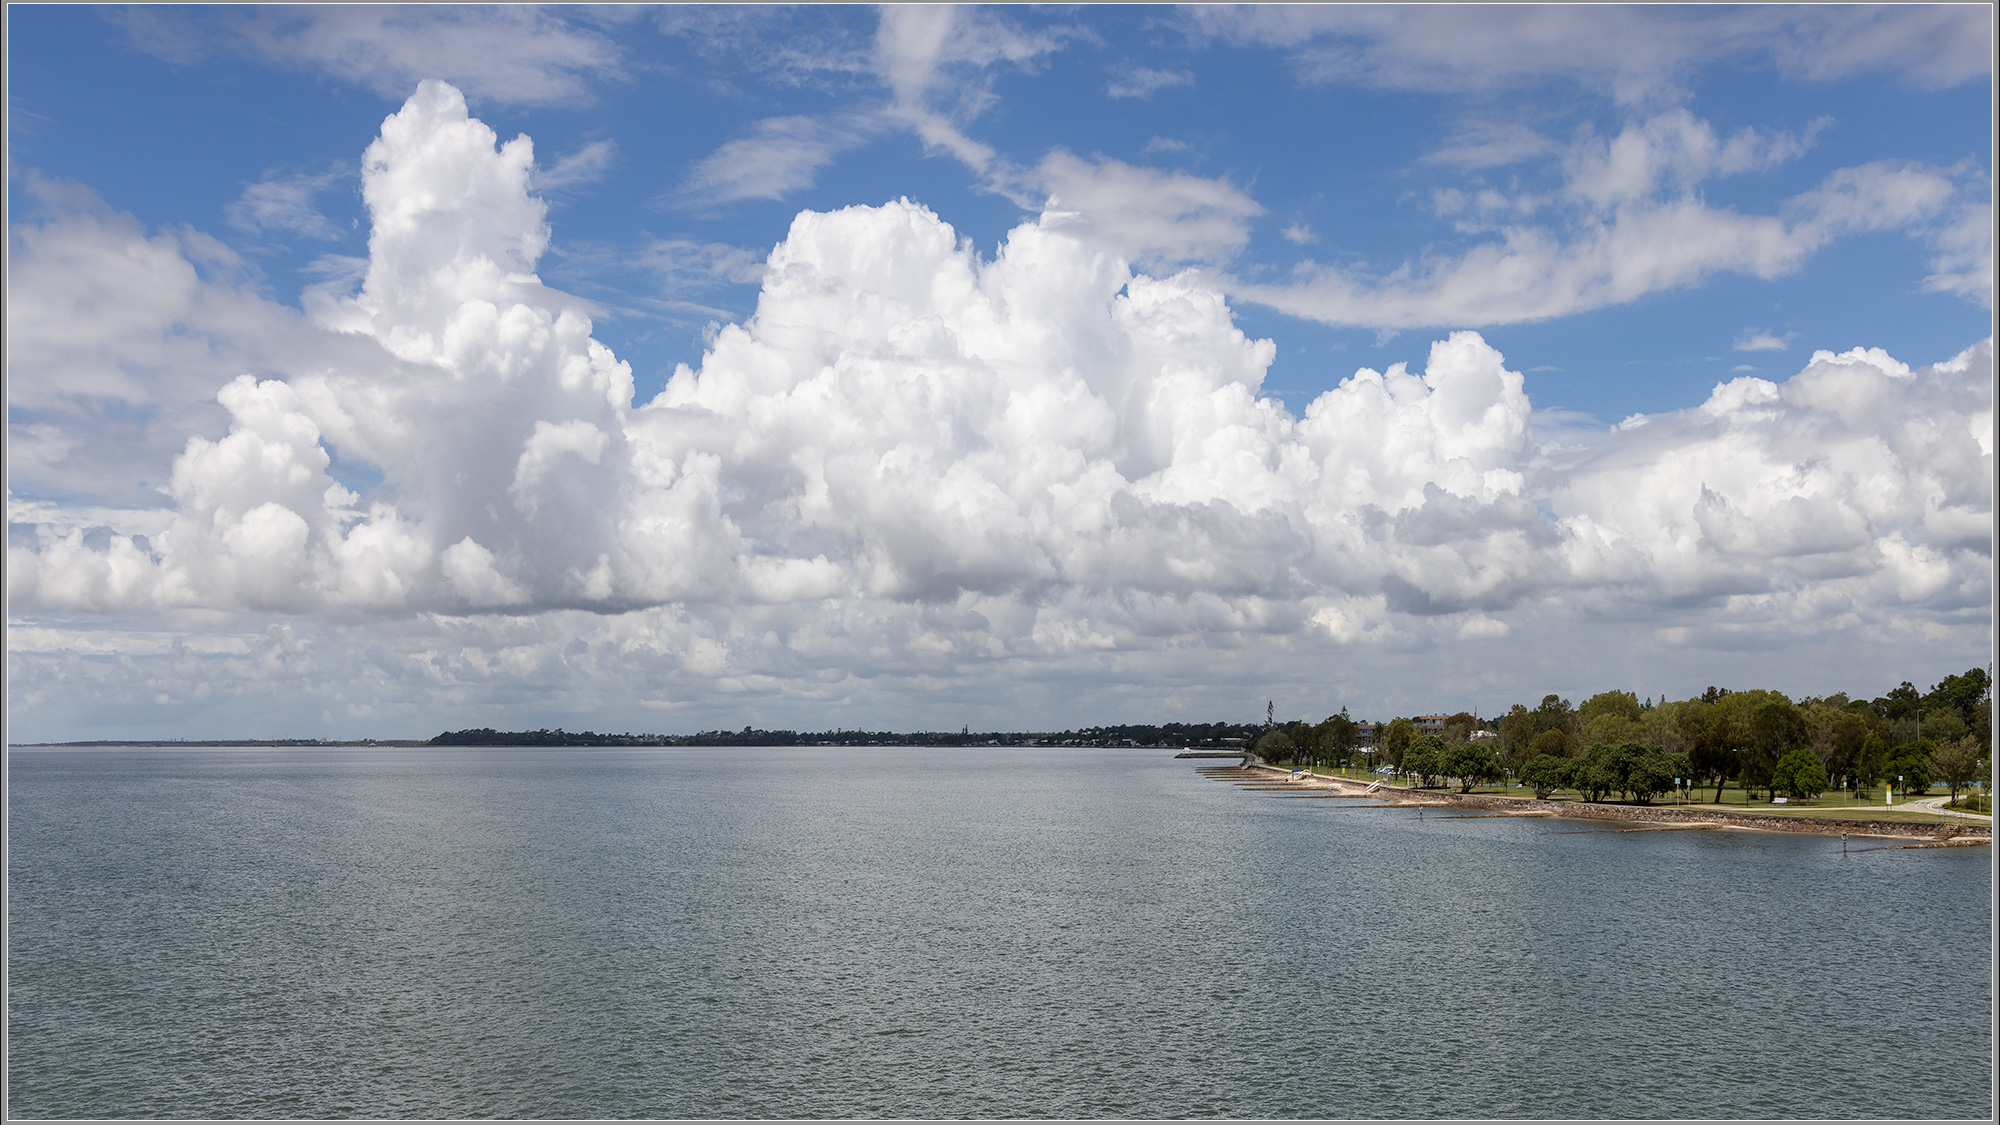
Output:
(1106, 65), (1192, 99)
(111, 5), (628, 107)
(227, 168), (349, 241)
(678, 115), (874, 205)
(1734, 328), (1797, 353)
(1230, 111), (1973, 329)
(1181, 4), (1991, 103)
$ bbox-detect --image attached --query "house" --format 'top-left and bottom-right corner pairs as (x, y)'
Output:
(1414, 714), (1449, 734)
(1354, 722), (1379, 745)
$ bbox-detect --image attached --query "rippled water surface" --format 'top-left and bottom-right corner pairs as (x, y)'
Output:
(7, 746), (1993, 1118)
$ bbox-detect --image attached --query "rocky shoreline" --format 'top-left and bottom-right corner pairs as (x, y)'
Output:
(1224, 762), (1992, 845)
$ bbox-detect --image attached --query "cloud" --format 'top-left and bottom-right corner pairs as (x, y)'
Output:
(868, 5), (1082, 174)
(1734, 329), (1797, 353)
(227, 169), (349, 240)
(680, 116), (872, 204)
(113, 6), (626, 107)
(1421, 123), (1558, 169)
(635, 239), (768, 291)
(1281, 224), (1315, 245)
(1920, 195), (1995, 307)
(1034, 150), (1263, 268)
(532, 139), (618, 192)
(9, 82), (1990, 736)
(1182, 5), (1991, 103)
(1228, 112), (1972, 329)
(1107, 66), (1192, 99)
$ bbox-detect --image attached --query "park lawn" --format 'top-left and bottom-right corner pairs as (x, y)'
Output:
(1730, 806), (1974, 824)
(1297, 765), (1981, 823)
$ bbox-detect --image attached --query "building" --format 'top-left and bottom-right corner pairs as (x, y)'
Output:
(1414, 714), (1449, 734)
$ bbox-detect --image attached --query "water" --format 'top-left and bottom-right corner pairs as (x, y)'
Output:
(7, 746), (1992, 1119)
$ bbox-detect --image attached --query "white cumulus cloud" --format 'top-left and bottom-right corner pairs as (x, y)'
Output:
(7, 81), (1990, 737)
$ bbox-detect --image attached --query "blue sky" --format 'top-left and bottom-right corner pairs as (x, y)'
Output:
(6, 5), (1994, 741)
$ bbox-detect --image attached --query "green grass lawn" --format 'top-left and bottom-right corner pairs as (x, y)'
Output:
(1292, 764), (1987, 823)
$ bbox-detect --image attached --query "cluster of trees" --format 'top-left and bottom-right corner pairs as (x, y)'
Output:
(431, 722), (1269, 748)
(1255, 668), (1992, 806)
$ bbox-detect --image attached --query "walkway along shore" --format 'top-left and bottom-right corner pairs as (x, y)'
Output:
(1213, 762), (1992, 846)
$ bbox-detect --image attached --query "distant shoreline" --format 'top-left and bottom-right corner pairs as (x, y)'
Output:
(1225, 762), (1992, 845)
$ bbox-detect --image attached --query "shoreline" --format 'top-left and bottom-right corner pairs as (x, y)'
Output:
(1223, 762), (1993, 845)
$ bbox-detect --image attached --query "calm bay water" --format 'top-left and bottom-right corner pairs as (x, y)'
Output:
(6, 745), (1992, 1119)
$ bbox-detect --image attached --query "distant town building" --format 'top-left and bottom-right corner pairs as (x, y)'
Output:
(1355, 722), (1379, 745)
(1414, 714), (1448, 734)
(1468, 729), (1498, 744)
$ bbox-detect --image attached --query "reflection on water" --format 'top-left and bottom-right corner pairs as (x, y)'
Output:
(7, 746), (1992, 1118)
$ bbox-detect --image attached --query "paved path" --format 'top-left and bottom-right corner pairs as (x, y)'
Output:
(1906, 795), (1993, 821)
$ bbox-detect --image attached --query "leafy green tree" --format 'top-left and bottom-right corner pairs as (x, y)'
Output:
(1382, 717), (1416, 771)
(1885, 741), (1934, 798)
(1848, 731), (1887, 797)
(1919, 706), (1968, 743)
(1403, 734), (1449, 787)
(1531, 694), (1578, 737)
(1569, 746), (1619, 802)
(1581, 712), (1643, 751)
(1497, 704), (1536, 770)
(1317, 708), (1359, 770)
(1743, 697), (1805, 800)
(1520, 754), (1572, 799)
(1619, 746), (1686, 804)
(1442, 742), (1502, 792)
(1929, 736), (1983, 804)
(1529, 727), (1573, 760)
(1771, 747), (1829, 801)
(1806, 705), (1870, 792)
(1686, 704), (1740, 802)
(1254, 729), (1295, 764)
(1578, 690), (1642, 726)
(1875, 681), (1922, 721)
(1924, 668), (1991, 736)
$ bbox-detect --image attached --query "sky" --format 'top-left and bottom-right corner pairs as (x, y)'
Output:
(5, 4), (1994, 742)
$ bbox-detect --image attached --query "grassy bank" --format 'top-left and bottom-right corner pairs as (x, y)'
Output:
(1292, 764), (1986, 825)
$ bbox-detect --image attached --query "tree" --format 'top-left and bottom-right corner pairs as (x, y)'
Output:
(1919, 707), (1968, 743)
(1581, 712), (1643, 751)
(1849, 732), (1888, 797)
(1403, 735), (1449, 787)
(1885, 741), (1934, 798)
(1531, 694), (1578, 737)
(1530, 727), (1573, 760)
(1497, 704), (1537, 770)
(1924, 668), (1991, 732)
(1621, 748), (1688, 804)
(1578, 690), (1642, 726)
(1771, 747), (1829, 801)
(1521, 754), (1572, 799)
(1570, 746), (1619, 802)
(1254, 729), (1295, 764)
(1382, 717), (1416, 771)
(1319, 708), (1358, 770)
(1743, 697), (1806, 801)
(1686, 705), (1740, 803)
(1929, 736), (1983, 804)
(1442, 742), (1502, 792)
(1806, 705), (1870, 792)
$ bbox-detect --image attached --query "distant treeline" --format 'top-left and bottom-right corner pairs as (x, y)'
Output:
(429, 721), (1265, 748)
